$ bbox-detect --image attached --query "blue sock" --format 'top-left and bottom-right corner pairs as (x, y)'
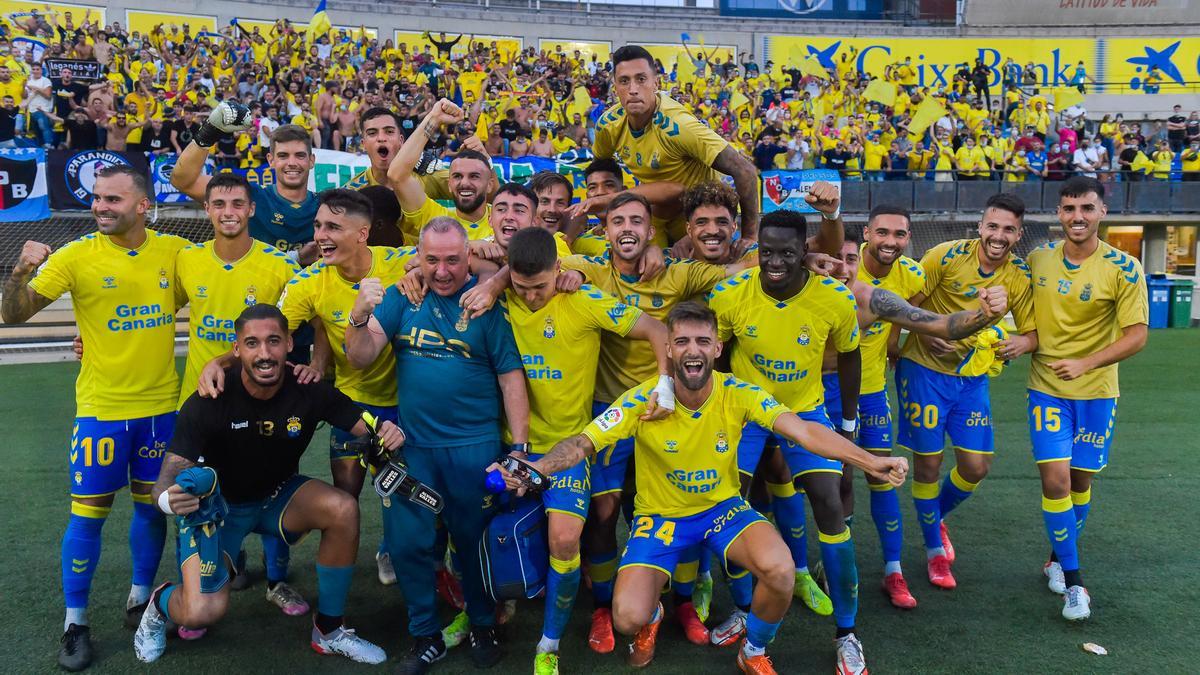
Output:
(697, 550), (711, 577)
(315, 563), (354, 618)
(768, 482), (808, 570)
(672, 547), (700, 597)
(730, 573), (754, 611)
(938, 467), (979, 518)
(543, 554), (581, 641)
(818, 529), (859, 631)
(912, 480), (944, 551)
(129, 500), (166, 588)
(262, 534), (290, 583)
(869, 484), (903, 564)
(62, 503), (109, 611)
(155, 584), (176, 621)
(589, 552), (618, 606)
(745, 611), (782, 651)
(1071, 489), (1092, 535)
(1042, 496), (1079, 571)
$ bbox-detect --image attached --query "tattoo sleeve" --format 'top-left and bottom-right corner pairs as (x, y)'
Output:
(152, 452), (196, 501)
(711, 145), (760, 239)
(1, 272), (51, 324)
(868, 287), (989, 340)
(533, 434), (594, 476)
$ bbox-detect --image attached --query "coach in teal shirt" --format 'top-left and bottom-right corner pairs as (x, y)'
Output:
(346, 216), (529, 670)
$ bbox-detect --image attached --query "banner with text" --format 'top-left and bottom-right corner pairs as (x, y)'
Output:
(151, 149), (372, 204)
(761, 169), (840, 214)
(48, 150), (149, 210)
(0, 148), (49, 222)
(45, 58), (102, 80)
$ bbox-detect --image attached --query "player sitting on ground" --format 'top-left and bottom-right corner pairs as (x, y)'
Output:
(133, 304), (403, 665)
(496, 302), (908, 674)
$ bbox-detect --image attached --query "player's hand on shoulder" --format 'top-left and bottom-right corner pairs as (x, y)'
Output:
(641, 375), (676, 421)
(352, 276), (386, 320)
(555, 270), (584, 293)
(376, 420), (406, 451)
(198, 359), (227, 398)
(461, 279), (502, 318)
(165, 485), (200, 515)
(290, 361), (322, 384)
(803, 251), (841, 277)
(469, 239), (506, 262)
(396, 269), (428, 306)
(669, 236), (695, 260)
(977, 285), (1008, 319)
(638, 244), (665, 282)
(730, 236), (757, 262)
(15, 240), (51, 275)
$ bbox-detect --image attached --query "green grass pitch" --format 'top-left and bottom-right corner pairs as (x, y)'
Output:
(1, 332), (1196, 673)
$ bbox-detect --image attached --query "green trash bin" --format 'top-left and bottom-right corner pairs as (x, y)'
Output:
(1170, 279), (1194, 328)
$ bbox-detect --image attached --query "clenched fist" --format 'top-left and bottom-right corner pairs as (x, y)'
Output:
(428, 98), (465, 128)
(804, 180), (841, 218)
(351, 277), (385, 324)
(14, 240), (51, 276)
(976, 285), (1008, 319)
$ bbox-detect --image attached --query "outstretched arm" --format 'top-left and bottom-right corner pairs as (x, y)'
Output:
(388, 97), (462, 212)
(861, 285), (1004, 340)
(772, 413), (907, 486)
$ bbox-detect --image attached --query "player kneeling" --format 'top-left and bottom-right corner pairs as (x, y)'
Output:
(495, 302), (907, 673)
(133, 304), (403, 664)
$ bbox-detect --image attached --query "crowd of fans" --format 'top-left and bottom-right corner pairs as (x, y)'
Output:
(1, 7), (1197, 182)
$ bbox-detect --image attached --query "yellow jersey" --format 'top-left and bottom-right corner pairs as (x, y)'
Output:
(900, 239), (1036, 375)
(571, 231), (609, 257)
(175, 241), (300, 407)
(857, 249), (926, 394)
(583, 372), (788, 518)
(593, 92), (727, 191)
(560, 254), (728, 403)
(1026, 240), (1148, 399)
(503, 285), (643, 451)
(709, 268), (859, 413)
(28, 230), (188, 420)
(400, 195), (492, 244)
(279, 246), (416, 406)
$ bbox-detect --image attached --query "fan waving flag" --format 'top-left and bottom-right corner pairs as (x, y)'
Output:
(308, 0), (332, 44)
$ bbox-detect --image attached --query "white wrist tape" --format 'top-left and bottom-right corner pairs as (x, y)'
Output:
(653, 374), (676, 411)
(157, 490), (174, 516)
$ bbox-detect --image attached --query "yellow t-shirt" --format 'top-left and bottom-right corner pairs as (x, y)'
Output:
(863, 141), (888, 171)
(571, 231), (609, 257)
(593, 92), (727, 190)
(503, 285), (643, 452)
(708, 268), (859, 413)
(279, 246), (416, 406)
(1026, 240), (1148, 399)
(401, 195), (493, 244)
(583, 373), (788, 518)
(857, 250), (925, 394)
(900, 239), (1036, 375)
(28, 230), (188, 420)
(175, 241), (300, 407)
(560, 254), (728, 403)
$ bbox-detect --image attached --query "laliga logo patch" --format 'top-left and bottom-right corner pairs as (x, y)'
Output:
(596, 407), (623, 431)
(286, 416), (302, 438)
(64, 150), (130, 207)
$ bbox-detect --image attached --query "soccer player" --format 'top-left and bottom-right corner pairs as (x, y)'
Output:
(503, 302), (908, 674)
(344, 217), (531, 673)
(565, 159), (686, 253)
(388, 98), (497, 242)
(594, 45), (760, 244)
(554, 192), (754, 652)
(132, 304), (399, 664)
(501, 227), (673, 675)
(1015, 177), (1148, 620)
(2, 166), (188, 671)
(895, 193), (1036, 590)
(707, 210), (871, 672)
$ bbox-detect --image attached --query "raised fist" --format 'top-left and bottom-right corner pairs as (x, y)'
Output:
(15, 240), (51, 276)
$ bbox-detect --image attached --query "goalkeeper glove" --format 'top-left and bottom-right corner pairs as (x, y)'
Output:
(194, 101), (253, 148)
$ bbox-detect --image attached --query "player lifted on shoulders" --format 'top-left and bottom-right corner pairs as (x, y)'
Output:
(132, 304), (400, 665)
(495, 302), (908, 674)
(895, 193), (1035, 591)
(1016, 177), (1147, 620)
(3, 166), (188, 671)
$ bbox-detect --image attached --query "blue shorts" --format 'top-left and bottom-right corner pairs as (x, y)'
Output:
(823, 373), (894, 452)
(532, 447), (590, 521)
(181, 474), (313, 593)
(738, 406), (842, 479)
(329, 402), (397, 461)
(619, 496), (767, 579)
(590, 400), (634, 496)
(895, 359), (994, 456)
(70, 412), (176, 497)
(1027, 391), (1117, 473)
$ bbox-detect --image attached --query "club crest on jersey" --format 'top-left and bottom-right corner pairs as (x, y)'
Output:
(286, 416), (302, 438)
(649, 152), (661, 170)
(543, 317), (556, 338)
(158, 268), (169, 289)
(651, 294), (664, 308)
(715, 431), (729, 453)
(1080, 283), (1093, 301)
(196, 285), (208, 298)
(74, 471), (82, 485)
(797, 325), (811, 346)
(596, 407), (623, 431)
(456, 309), (470, 332)
(102, 276), (117, 289)
(244, 285), (258, 306)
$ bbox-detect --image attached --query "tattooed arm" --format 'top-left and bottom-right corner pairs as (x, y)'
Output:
(152, 452), (200, 515)
(2, 241), (54, 324)
(859, 284), (1008, 340)
(529, 434), (596, 477)
(711, 145), (761, 240)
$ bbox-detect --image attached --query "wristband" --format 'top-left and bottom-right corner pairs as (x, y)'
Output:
(508, 442), (532, 455)
(348, 312), (369, 328)
(157, 490), (174, 516)
(840, 417), (858, 433)
(822, 206), (841, 221)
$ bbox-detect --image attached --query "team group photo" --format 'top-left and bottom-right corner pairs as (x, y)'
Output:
(0, 0), (1194, 673)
